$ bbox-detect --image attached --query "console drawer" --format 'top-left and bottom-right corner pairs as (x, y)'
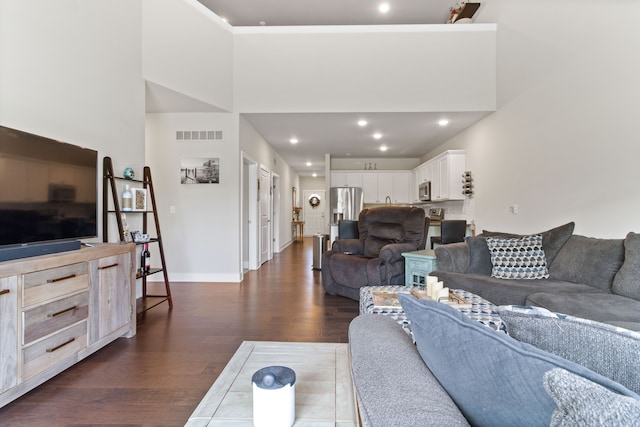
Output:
(22, 321), (87, 380)
(23, 263), (88, 307)
(23, 291), (89, 345)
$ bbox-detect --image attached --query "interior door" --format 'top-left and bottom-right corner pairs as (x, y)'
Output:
(303, 189), (325, 236)
(259, 167), (271, 264)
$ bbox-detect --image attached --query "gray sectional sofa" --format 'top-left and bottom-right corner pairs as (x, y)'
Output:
(348, 223), (640, 426)
(432, 222), (640, 331)
(349, 304), (640, 426)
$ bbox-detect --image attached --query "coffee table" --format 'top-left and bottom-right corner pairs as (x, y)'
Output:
(359, 285), (506, 334)
(186, 341), (360, 426)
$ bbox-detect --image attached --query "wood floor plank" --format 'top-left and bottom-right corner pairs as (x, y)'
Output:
(0, 238), (359, 426)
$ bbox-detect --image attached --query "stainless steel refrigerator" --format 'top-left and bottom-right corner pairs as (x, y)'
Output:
(330, 187), (363, 224)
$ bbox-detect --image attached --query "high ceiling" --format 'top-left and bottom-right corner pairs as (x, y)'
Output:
(158, 1), (491, 177)
(197, 0), (459, 27)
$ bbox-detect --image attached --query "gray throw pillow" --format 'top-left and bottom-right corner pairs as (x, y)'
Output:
(398, 294), (638, 427)
(497, 305), (640, 395)
(482, 221), (574, 267)
(612, 232), (640, 300)
(464, 236), (492, 275)
(544, 368), (640, 427)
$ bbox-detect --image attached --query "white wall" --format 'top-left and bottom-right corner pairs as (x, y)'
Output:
(429, 0), (640, 238)
(0, 0), (145, 241)
(142, 0), (233, 111)
(239, 116), (300, 250)
(145, 112), (241, 281)
(234, 25), (496, 113)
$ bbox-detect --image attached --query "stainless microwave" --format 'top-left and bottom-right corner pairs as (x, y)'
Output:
(419, 181), (431, 201)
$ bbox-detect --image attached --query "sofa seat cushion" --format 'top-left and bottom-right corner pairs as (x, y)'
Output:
(398, 294), (638, 427)
(525, 292), (640, 331)
(432, 270), (602, 306)
(549, 235), (624, 292)
(349, 314), (469, 427)
(498, 305), (640, 394)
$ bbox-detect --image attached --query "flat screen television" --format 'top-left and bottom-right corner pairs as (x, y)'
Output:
(0, 125), (98, 261)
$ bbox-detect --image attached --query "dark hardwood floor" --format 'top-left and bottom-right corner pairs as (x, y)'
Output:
(0, 238), (359, 426)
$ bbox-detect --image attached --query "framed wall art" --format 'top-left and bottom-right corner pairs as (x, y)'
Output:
(180, 158), (220, 184)
(132, 188), (147, 211)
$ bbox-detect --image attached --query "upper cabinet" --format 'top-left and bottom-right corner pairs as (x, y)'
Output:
(330, 171), (363, 188)
(331, 170), (411, 204)
(362, 171), (411, 204)
(412, 150), (466, 202)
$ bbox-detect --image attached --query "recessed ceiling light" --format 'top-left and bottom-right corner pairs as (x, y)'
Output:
(357, 119), (368, 127)
(259, 21), (266, 26)
(221, 17), (228, 23)
(379, 3), (390, 13)
(312, 173), (317, 177)
(380, 145), (388, 152)
(438, 119), (449, 126)
(306, 162), (312, 167)
(373, 133), (382, 140)
(290, 138), (298, 144)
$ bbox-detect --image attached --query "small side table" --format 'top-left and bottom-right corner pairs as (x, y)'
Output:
(402, 249), (438, 287)
(292, 221), (304, 241)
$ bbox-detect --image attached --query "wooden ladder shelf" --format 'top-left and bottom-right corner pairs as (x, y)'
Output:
(102, 156), (173, 313)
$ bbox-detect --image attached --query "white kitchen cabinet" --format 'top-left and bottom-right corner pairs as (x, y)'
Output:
(361, 171), (410, 204)
(434, 151), (466, 201)
(362, 173), (379, 203)
(330, 171), (362, 187)
(377, 173), (393, 203)
(391, 172), (411, 204)
(417, 150), (466, 202)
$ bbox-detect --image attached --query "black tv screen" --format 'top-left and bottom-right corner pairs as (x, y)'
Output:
(0, 125), (98, 248)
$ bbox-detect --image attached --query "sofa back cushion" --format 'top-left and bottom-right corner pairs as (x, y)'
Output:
(612, 232), (640, 300)
(549, 235), (624, 292)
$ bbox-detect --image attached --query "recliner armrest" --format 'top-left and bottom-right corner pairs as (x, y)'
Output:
(379, 242), (420, 263)
(332, 238), (363, 254)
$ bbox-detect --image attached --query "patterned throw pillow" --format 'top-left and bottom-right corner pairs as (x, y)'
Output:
(486, 234), (549, 279)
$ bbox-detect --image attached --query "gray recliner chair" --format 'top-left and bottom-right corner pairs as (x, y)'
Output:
(322, 206), (429, 300)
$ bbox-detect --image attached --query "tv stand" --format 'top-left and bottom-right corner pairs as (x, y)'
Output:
(0, 240), (81, 262)
(0, 243), (136, 408)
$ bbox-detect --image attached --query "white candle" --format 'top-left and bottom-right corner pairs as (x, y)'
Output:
(437, 287), (450, 302)
(429, 281), (443, 300)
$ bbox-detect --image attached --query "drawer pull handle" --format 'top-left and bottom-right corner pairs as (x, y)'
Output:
(48, 305), (77, 318)
(0, 289), (9, 296)
(47, 274), (77, 283)
(46, 337), (75, 353)
(99, 263), (119, 270)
